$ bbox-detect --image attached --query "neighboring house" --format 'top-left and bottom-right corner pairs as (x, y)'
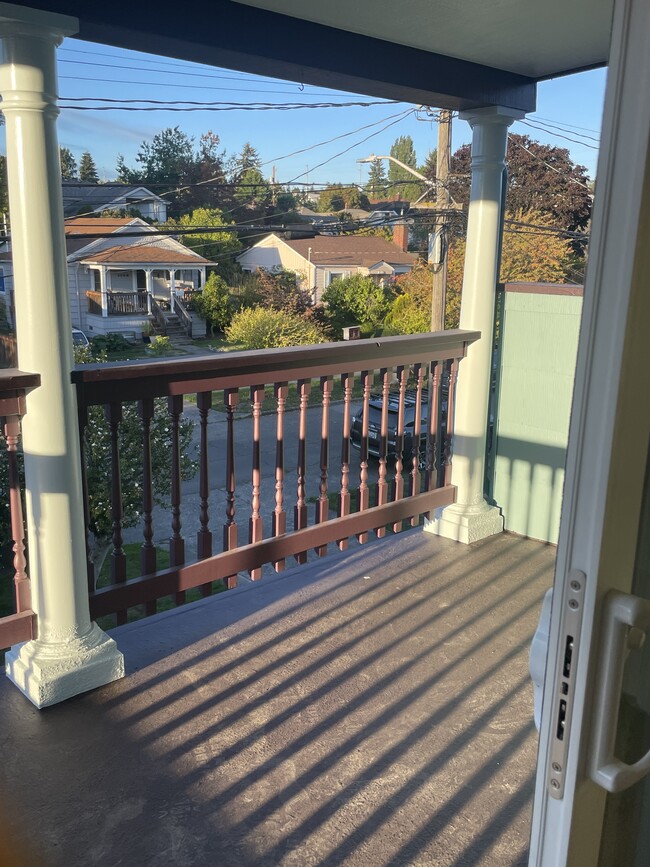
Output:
(3, 216), (214, 338)
(237, 229), (416, 302)
(62, 181), (169, 222)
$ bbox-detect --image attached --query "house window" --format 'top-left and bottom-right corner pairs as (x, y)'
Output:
(326, 271), (346, 286)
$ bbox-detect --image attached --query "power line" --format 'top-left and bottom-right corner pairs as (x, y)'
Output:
(60, 99), (401, 113)
(527, 117), (600, 144)
(507, 136), (593, 191)
(518, 119), (599, 150)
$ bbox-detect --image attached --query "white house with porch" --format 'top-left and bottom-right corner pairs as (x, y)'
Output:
(3, 215), (214, 338)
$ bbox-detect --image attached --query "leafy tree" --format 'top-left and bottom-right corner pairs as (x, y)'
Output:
(79, 151), (99, 183)
(419, 149), (437, 182)
(388, 135), (422, 201)
(253, 269), (312, 315)
(384, 264), (433, 335)
(449, 134), (592, 236)
(234, 166), (271, 211)
(170, 208), (242, 282)
(322, 274), (395, 337)
(0, 155), (8, 217)
(191, 272), (233, 334)
(60, 147), (78, 180)
(226, 307), (327, 349)
(318, 184), (369, 213)
(195, 131), (229, 210)
(365, 159), (388, 200)
(231, 142), (262, 179)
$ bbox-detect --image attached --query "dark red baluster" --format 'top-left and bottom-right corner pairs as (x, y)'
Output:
(315, 376), (333, 557)
(197, 390), (213, 597)
(139, 397), (157, 616)
(393, 365), (407, 533)
(357, 370), (373, 544)
(338, 371), (354, 551)
(77, 404), (95, 593)
(272, 383), (288, 572)
(410, 362), (424, 526)
(168, 395), (185, 604)
(249, 384), (264, 580)
(105, 401), (127, 624)
(375, 368), (390, 538)
(294, 378), (311, 563)
(223, 388), (239, 589)
(4, 415), (30, 614)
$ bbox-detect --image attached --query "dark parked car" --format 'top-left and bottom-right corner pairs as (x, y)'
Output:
(350, 382), (448, 467)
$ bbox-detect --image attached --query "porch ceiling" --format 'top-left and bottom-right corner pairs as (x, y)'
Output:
(20, 1), (613, 112)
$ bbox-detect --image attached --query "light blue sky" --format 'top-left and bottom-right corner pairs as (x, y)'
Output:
(4, 38), (607, 188)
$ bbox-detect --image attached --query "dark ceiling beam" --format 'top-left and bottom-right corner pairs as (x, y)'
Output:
(25, 1), (537, 112)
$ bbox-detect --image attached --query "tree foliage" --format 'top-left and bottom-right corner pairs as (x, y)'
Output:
(60, 147), (77, 180)
(449, 134), (592, 236)
(252, 269), (312, 315)
(388, 135), (422, 201)
(365, 159), (388, 200)
(384, 264), (433, 335)
(191, 272), (233, 334)
(169, 207), (242, 281)
(226, 306), (327, 349)
(79, 151), (99, 182)
(322, 274), (395, 337)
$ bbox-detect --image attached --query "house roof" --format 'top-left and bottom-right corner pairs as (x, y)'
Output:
(80, 244), (214, 266)
(64, 216), (144, 255)
(62, 182), (168, 218)
(280, 235), (416, 267)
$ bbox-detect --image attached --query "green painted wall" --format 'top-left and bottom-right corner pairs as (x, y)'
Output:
(492, 289), (582, 543)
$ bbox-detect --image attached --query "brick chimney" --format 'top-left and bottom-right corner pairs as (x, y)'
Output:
(392, 222), (409, 252)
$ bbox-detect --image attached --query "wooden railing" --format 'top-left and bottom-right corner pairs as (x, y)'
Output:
(107, 292), (149, 315)
(172, 293), (193, 337)
(0, 369), (40, 649)
(150, 297), (167, 335)
(72, 331), (479, 624)
(86, 290), (102, 315)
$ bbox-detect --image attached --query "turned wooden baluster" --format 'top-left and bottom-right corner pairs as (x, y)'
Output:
(410, 362), (424, 526)
(375, 367), (391, 539)
(168, 394), (185, 604)
(315, 376), (333, 557)
(4, 415), (31, 614)
(443, 359), (459, 488)
(294, 378), (311, 564)
(392, 365), (408, 533)
(337, 371), (354, 551)
(105, 401), (127, 624)
(272, 383), (288, 572)
(77, 403), (95, 593)
(197, 390), (213, 597)
(138, 397), (157, 616)
(425, 361), (443, 495)
(223, 388), (239, 589)
(357, 370), (373, 544)
(249, 384), (265, 580)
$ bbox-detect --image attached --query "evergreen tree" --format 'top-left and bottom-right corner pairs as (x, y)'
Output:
(59, 147), (78, 180)
(79, 151), (99, 183)
(231, 142), (261, 179)
(388, 135), (422, 201)
(365, 158), (388, 200)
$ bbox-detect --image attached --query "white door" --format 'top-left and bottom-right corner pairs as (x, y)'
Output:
(529, 0), (650, 864)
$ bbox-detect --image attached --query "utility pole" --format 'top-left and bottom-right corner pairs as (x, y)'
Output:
(430, 110), (452, 331)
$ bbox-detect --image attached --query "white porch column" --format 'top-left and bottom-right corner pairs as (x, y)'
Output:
(170, 268), (176, 297)
(426, 105), (524, 544)
(145, 268), (153, 314)
(0, 4), (124, 707)
(100, 266), (108, 317)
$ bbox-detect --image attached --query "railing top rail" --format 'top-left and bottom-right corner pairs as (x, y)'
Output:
(0, 369), (41, 395)
(72, 330), (480, 406)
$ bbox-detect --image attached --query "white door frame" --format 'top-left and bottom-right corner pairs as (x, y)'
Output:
(530, 0), (650, 863)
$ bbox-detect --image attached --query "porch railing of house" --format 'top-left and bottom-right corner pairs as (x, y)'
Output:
(86, 290), (102, 316)
(172, 293), (194, 338)
(72, 330), (479, 625)
(0, 369), (39, 650)
(150, 297), (167, 335)
(86, 291), (149, 316)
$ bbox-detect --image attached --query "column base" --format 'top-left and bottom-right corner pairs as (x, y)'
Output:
(5, 623), (124, 709)
(424, 502), (504, 544)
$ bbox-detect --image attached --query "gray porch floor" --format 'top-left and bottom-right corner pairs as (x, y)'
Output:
(0, 529), (554, 867)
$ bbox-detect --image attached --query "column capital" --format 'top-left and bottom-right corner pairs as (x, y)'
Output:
(459, 105), (526, 128)
(0, 2), (77, 40)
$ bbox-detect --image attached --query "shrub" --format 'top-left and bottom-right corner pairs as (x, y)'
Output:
(90, 332), (133, 354)
(191, 272), (234, 334)
(253, 269), (312, 315)
(148, 335), (172, 355)
(322, 274), (395, 337)
(225, 307), (327, 350)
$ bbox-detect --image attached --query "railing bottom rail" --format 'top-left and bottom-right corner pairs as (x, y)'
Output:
(89, 485), (455, 618)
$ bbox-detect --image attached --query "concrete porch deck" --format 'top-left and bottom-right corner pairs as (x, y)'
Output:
(0, 530), (554, 867)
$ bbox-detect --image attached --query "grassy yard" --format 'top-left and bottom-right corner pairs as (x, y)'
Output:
(95, 542), (227, 631)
